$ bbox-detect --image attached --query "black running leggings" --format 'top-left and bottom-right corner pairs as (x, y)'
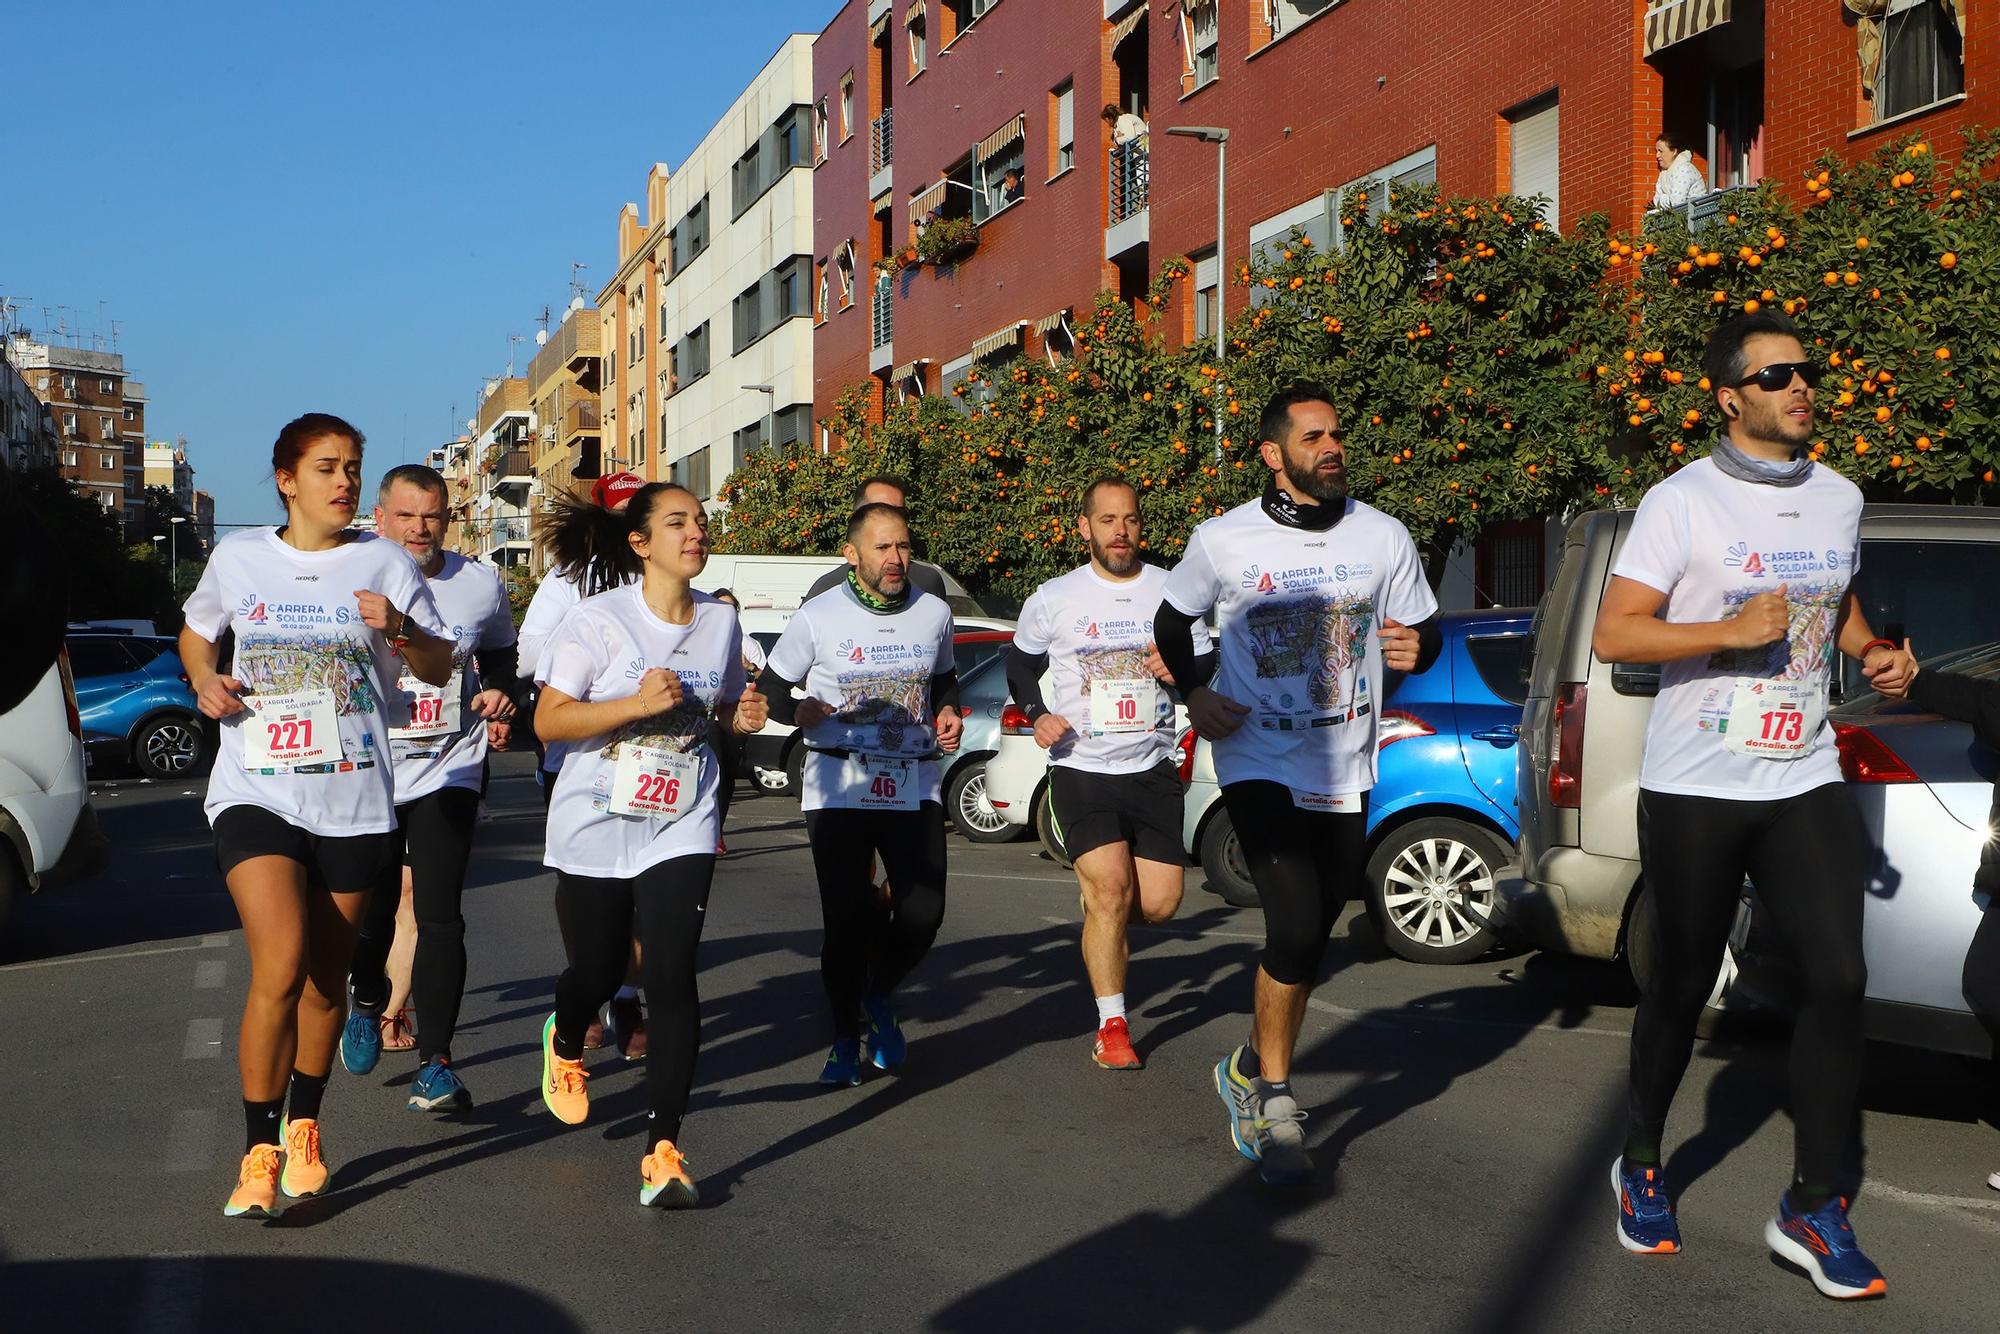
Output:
(1221, 781), (1370, 986)
(1629, 783), (1868, 1187)
(553, 856), (716, 1142)
(805, 802), (948, 1038)
(350, 785), (480, 1062)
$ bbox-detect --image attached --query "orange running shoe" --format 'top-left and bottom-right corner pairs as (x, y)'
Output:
(379, 1007), (416, 1051)
(639, 1139), (699, 1209)
(541, 1013), (589, 1124)
(1093, 1016), (1142, 1070)
(280, 1117), (330, 1198)
(223, 1143), (282, 1218)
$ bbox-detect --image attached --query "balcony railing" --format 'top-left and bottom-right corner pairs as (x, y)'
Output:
(487, 516), (531, 546)
(563, 400), (601, 441)
(870, 109), (894, 176)
(1109, 136), (1150, 226)
(1642, 183), (1756, 236)
(872, 275), (894, 349)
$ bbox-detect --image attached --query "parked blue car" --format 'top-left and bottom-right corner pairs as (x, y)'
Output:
(1182, 608), (1533, 963)
(66, 634), (211, 780)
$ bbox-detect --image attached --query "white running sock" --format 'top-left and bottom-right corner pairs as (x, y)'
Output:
(1095, 993), (1126, 1026)
(615, 985), (639, 1002)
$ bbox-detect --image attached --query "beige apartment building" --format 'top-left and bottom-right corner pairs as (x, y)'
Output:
(4, 339), (142, 522)
(525, 303), (604, 573)
(599, 33), (815, 508)
(144, 437), (196, 512)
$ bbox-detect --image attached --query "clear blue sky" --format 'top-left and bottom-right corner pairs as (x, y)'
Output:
(4, 0), (833, 529)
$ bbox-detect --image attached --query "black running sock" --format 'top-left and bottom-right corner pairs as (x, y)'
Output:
(552, 1030), (585, 1062)
(1258, 1078), (1294, 1103)
(287, 1069), (329, 1123)
(244, 1097), (283, 1150)
(1790, 1179), (1837, 1213)
(1622, 1139), (1663, 1168)
(1237, 1043), (1261, 1079)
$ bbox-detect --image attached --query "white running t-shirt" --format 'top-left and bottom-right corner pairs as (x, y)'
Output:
(183, 529), (448, 836)
(386, 552), (517, 803)
(1162, 496), (1438, 809)
(518, 564), (638, 777)
(537, 585), (746, 878)
(1613, 455), (1863, 800)
(764, 584), (955, 812)
(1013, 563), (1208, 775)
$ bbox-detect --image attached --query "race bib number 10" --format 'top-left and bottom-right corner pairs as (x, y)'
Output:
(1089, 678), (1157, 736)
(1722, 678), (1824, 760)
(242, 688), (339, 771)
(609, 744), (701, 821)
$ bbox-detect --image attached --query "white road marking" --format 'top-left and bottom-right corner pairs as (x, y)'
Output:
(181, 1018), (224, 1059)
(192, 959), (226, 990)
(1868, 1179), (2000, 1233)
(132, 1254), (203, 1334)
(0, 941), (219, 974)
(163, 1109), (215, 1173)
(200, 934), (229, 947)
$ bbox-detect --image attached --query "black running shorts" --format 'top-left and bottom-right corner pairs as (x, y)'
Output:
(1048, 759), (1185, 865)
(212, 803), (392, 894)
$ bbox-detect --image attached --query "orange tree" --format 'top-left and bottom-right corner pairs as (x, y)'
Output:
(1603, 128), (2000, 499)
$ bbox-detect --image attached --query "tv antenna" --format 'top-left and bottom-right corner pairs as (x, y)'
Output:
(536, 304), (553, 337)
(506, 333), (524, 378)
(569, 262), (589, 303)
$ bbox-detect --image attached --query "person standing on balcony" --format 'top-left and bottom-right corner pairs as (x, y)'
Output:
(1652, 129), (1707, 210)
(1104, 104), (1148, 146)
(1591, 310), (1915, 1299)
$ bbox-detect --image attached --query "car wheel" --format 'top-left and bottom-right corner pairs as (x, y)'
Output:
(946, 758), (1020, 844)
(781, 741), (806, 800)
(135, 714), (206, 780)
(1198, 809), (1259, 909)
(1032, 785), (1074, 869)
(1365, 818), (1509, 964)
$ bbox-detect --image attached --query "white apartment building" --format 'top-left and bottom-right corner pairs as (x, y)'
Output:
(600, 34), (815, 507)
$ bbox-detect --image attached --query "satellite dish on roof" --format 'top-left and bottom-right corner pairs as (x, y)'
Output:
(535, 330), (548, 346)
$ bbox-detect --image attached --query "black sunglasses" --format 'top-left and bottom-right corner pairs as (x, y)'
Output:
(1730, 360), (1822, 392)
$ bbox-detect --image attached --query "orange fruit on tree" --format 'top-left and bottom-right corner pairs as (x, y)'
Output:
(1942, 253), (1958, 269)
(1916, 436), (1932, 451)
(1669, 442), (1685, 455)
(1936, 347), (1952, 360)
(1874, 405), (1892, 423)
(1844, 271), (1860, 285)
(1890, 455), (1904, 468)
(1854, 439), (1870, 455)
(1855, 236), (1869, 249)
(1744, 299), (1760, 313)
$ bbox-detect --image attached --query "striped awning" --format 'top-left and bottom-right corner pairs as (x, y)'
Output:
(891, 358), (929, 383)
(971, 322), (1026, 360)
(976, 115), (1025, 165)
(1109, 5), (1146, 50)
(873, 192), (893, 218)
(1643, 0), (1731, 56)
(1032, 308), (1072, 335)
(904, 0), (925, 25)
(909, 178), (949, 221)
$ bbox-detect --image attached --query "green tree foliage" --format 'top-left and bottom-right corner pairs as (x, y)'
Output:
(720, 132), (1995, 604)
(3, 466), (179, 628)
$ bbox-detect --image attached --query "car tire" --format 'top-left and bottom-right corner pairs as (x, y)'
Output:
(0, 845), (19, 939)
(946, 757), (1021, 844)
(1197, 808), (1259, 909)
(133, 713), (206, 781)
(1364, 818), (1509, 965)
(1032, 785), (1074, 869)
(782, 740), (806, 800)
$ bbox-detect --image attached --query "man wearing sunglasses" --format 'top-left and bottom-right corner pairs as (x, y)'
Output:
(1592, 311), (1915, 1300)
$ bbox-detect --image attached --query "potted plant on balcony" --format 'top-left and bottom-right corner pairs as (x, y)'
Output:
(872, 254), (905, 281)
(915, 215), (978, 267)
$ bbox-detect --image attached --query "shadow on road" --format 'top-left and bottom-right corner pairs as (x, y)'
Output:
(0, 1252), (584, 1334)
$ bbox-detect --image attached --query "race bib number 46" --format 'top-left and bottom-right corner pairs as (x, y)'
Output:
(1722, 678), (1824, 760)
(609, 744), (700, 821)
(389, 671), (462, 741)
(242, 689), (339, 771)
(859, 759), (918, 810)
(1089, 678), (1157, 735)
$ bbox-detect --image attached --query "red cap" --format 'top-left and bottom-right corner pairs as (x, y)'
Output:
(592, 471), (646, 509)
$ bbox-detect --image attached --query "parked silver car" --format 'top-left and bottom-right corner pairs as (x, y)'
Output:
(1505, 504), (2000, 1054)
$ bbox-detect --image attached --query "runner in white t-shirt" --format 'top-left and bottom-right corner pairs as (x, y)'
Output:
(530, 481), (768, 1208)
(707, 588), (768, 854)
(519, 471), (648, 1057)
(758, 502), (964, 1086)
(1591, 312), (1912, 1297)
(178, 413), (453, 1220)
(1155, 382), (1441, 1188)
(1007, 476), (1212, 1070)
(342, 465), (522, 1113)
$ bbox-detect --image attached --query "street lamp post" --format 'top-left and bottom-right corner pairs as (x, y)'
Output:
(1165, 125), (1230, 460)
(168, 514), (186, 573)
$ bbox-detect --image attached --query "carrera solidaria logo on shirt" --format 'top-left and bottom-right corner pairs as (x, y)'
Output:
(1241, 562), (1373, 595)
(837, 639), (866, 663)
(1074, 617), (1101, 638)
(233, 592), (361, 629)
(1721, 542), (1850, 581)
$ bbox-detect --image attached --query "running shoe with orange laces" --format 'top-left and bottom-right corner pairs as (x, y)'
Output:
(640, 1139), (699, 1209)
(541, 1013), (589, 1124)
(1092, 1016), (1142, 1070)
(279, 1117), (330, 1198)
(223, 1143), (282, 1219)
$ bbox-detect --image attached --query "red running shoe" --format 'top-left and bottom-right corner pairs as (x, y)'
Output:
(1093, 1016), (1142, 1070)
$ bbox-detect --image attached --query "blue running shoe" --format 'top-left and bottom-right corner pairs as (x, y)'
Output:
(340, 983), (383, 1076)
(1765, 1192), (1887, 1299)
(408, 1057), (471, 1113)
(863, 995), (905, 1071)
(1214, 1046), (1262, 1164)
(819, 1038), (863, 1087)
(1612, 1157), (1682, 1255)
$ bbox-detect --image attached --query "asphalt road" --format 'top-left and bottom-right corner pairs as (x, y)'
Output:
(2, 753), (1997, 1333)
